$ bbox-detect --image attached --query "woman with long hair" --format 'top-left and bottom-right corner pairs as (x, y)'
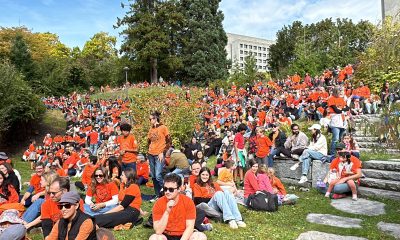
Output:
(0, 171), (19, 206)
(84, 167), (118, 216)
(23, 171), (58, 226)
(0, 163), (20, 195)
(341, 134), (360, 159)
(192, 167), (246, 229)
(95, 168), (142, 229)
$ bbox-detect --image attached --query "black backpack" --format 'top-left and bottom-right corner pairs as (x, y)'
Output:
(247, 191), (279, 212)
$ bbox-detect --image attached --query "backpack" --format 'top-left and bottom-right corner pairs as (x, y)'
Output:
(247, 191), (278, 212)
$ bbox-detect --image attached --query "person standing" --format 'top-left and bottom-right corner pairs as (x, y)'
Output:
(148, 111), (172, 198)
(327, 87), (348, 155)
(119, 123), (139, 171)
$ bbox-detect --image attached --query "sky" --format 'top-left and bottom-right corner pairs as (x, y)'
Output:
(0, 0), (382, 49)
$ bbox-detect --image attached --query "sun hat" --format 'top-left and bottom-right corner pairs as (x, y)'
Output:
(0, 209), (25, 224)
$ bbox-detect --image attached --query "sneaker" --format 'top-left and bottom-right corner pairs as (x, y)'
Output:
(324, 192), (330, 198)
(150, 196), (159, 203)
(229, 220), (238, 229)
(236, 221), (246, 228)
(352, 194), (358, 201)
(201, 223), (213, 231)
(298, 176), (308, 184)
(291, 154), (299, 160)
(290, 163), (300, 171)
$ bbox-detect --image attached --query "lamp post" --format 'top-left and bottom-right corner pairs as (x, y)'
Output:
(123, 66), (129, 85)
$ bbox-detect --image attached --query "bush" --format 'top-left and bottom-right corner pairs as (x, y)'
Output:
(0, 61), (45, 141)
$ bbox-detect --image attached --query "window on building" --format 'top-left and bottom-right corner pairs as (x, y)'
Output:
(263, 60), (267, 63)
(263, 47), (266, 51)
(244, 44), (248, 49)
(254, 46), (257, 49)
(258, 47), (262, 51)
(249, 45), (252, 49)
(240, 57), (243, 61)
(240, 50), (243, 54)
(263, 66), (266, 70)
(258, 53), (261, 57)
(240, 44), (243, 48)
(263, 53), (266, 57)
(244, 51), (248, 55)
(240, 63), (244, 67)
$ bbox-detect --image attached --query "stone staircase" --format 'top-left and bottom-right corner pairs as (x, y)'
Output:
(359, 160), (400, 201)
(352, 114), (400, 154)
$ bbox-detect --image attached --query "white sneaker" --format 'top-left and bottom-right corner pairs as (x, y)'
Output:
(229, 220), (238, 229)
(298, 176), (308, 184)
(291, 154), (299, 160)
(236, 221), (246, 228)
(150, 196), (159, 203)
(280, 153), (286, 157)
(290, 163), (299, 171)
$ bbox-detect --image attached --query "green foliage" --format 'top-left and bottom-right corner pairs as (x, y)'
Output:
(0, 62), (45, 140)
(9, 34), (35, 81)
(355, 17), (400, 92)
(268, 18), (374, 78)
(81, 32), (118, 60)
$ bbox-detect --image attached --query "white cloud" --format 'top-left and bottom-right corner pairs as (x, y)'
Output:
(220, 0), (381, 40)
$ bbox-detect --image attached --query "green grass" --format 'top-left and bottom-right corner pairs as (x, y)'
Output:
(41, 110), (66, 134)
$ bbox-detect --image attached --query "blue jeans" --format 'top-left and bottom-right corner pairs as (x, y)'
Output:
(84, 204), (116, 216)
(317, 183), (355, 194)
(22, 198), (45, 222)
(170, 168), (190, 179)
(122, 162), (136, 172)
(299, 149), (325, 175)
(208, 191), (242, 222)
(330, 127), (345, 155)
(0, 224), (26, 240)
(137, 176), (148, 185)
(89, 144), (98, 156)
(148, 154), (165, 196)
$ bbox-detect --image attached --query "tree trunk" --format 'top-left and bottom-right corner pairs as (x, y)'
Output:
(150, 58), (158, 83)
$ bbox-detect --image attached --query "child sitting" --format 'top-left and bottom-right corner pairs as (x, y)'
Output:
(136, 154), (149, 186)
(267, 167), (287, 204)
(256, 164), (273, 194)
(216, 160), (237, 195)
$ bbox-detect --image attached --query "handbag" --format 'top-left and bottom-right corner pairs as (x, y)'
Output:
(247, 191), (278, 212)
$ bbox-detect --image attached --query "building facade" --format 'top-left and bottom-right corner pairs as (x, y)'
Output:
(225, 33), (275, 72)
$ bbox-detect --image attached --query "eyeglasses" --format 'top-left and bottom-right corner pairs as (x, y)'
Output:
(57, 203), (73, 210)
(49, 189), (62, 196)
(95, 174), (104, 178)
(163, 187), (178, 193)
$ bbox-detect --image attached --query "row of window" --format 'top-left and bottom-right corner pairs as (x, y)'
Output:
(239, 63), (267, 70)
(239, 57), (267, 63)
(240, 44), (267, 51)
(239, 50), (266, 57)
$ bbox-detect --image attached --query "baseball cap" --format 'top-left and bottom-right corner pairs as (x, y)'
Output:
(308, 124), (321, 130)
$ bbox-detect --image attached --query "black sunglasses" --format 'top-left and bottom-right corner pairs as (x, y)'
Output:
(163, 187), (178, 193)
(95, 174), (104, 178)
(57, 203), (73, 210)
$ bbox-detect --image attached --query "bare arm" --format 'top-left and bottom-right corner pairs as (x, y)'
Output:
(153, 211), (170, 235)
(180, 219), (195, 240)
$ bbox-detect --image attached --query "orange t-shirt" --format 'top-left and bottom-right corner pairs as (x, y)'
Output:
(148, 125), (169, 155)
(152, 194), (196, 236)
(189, 175), (197, 187)
(118, 183), (142, 210)
(86, 182), (118, 203)
(192, 182), (222, 199)
(270, 176), (286, 195)
(327, 96), (346, 114)
(81, 165), (97, 186)
(218, 168), (233, 183)
(330, 156), (362, 178)
(136, 161), (149, 179)
(30, 174), (45, 194)
(119, 134), (138, 163)
(0, 185), (19, 205)
(255, 135), (273, 158)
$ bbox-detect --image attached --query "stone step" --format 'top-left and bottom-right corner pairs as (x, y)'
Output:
(362, 169), (400, 181)
(357, 142), (389, 148)
(363, 160), (400, 171)
(359, 148), (400, 154)
(358, 186), (400, 201)
(353, 131), (375, 137)
(353, 136), (377, 142)
(352, 114), (381, 119)
(360, 177), (400, 192)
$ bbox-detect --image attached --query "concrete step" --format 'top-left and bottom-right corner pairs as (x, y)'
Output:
(360, 178), (400, 191)
(362, 169), (400, 181)
(358, 186), (400, 201)
(363, 160), (400, 171)
(353, 136), (377, 142)
(359, 148), (400, 154)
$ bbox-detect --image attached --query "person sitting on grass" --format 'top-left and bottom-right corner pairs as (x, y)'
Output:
(193, 167), (245, 229)
(75, 155), (98, 191)
(136, 154), (150, 186)
(46, 191), (97, 240)
(20, 162), (46, 207)
(324, 143), (362, 201)
(256, 164), (273, 194)
(84, 166), (118, 216)
(267, 168), (288, 205)
(149, 173), (207, 240)
(95, 168), (142, 229)
(216, 160), (237, 195)
(0, 171), (19, 207)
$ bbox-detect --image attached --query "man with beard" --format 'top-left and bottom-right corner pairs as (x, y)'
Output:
(284, 124), (309, 159)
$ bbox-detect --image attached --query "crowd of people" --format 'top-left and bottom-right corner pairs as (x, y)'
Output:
(0, 64), (395, 239)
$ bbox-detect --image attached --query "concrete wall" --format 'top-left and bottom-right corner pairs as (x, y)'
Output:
(273, 159), (330, 188)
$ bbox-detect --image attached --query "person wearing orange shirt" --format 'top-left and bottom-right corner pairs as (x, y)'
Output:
(255, 127), (273, 165)
(88, 127), (99, 156)
(345, 64), (353, 79)
(136, 154), (150, 186)
(20, 163), (45, 207)
(74, 155), (98, 191)
(149, 174), (207, 240)
(119, 123), (138, 171)
(148, 111), (172, 198)
(95, 168), (142, 229)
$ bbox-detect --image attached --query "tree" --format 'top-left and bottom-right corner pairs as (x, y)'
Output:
(116, 0), (169, 83)
(180, 0), (228, 83)
(10, 34), (35, 81)
(81, 32), (118, 60)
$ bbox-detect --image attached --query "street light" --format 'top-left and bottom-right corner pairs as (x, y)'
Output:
(123, 66), (129, 85)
